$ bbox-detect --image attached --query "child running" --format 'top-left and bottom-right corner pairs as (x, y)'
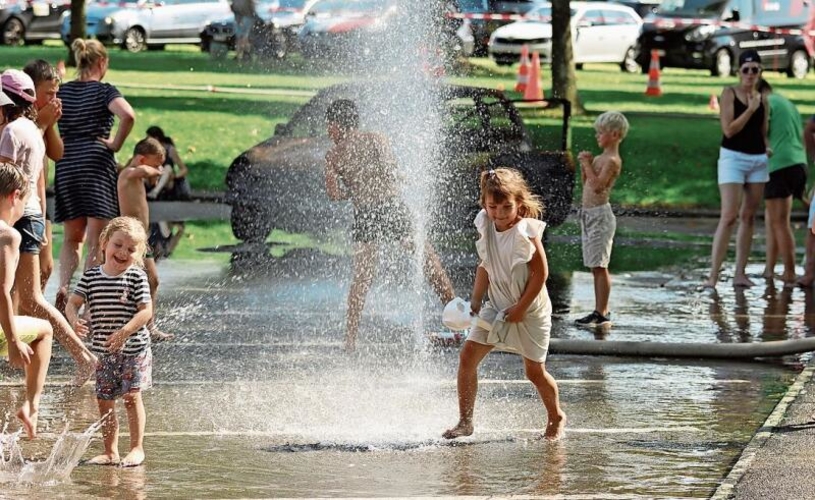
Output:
(574, 111), (628, 327)
(117, 137), (173, 341)
(324, 99), (455, 352)
(443, 168), (565, 441)
(66, 216), (153, 467)
(0, 162), (53, 439)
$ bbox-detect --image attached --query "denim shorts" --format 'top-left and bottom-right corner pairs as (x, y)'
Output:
(13, 214), (45, 255)
(95, 348), (153, 400)
(717, 147), (769, 185)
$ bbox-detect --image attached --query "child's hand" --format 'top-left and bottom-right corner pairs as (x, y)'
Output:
(38, 98), (62, 128)
(504, 304), (526, 323)
(104, 330), (128, 353)
(73, 318), (90, 338)
(578, 151), (593, 167)
(7, 339), (32, 369)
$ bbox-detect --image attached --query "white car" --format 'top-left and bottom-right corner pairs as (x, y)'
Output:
(488, 1), (643, 72)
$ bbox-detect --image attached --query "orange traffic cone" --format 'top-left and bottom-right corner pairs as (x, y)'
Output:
(708, 94), (720, 112)
(514, 44), (530, 93)
(524, 52), (544, 101)
(645, 50), (662, 97)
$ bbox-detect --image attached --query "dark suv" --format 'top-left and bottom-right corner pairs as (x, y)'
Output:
(1, 0), (70, 45)
(636, 0), (812, 78)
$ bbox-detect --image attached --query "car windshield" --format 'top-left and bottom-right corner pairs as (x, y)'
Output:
(656, 0), (727, 16)
(311, 0), (391, 14)
(525, 5), (552, 19)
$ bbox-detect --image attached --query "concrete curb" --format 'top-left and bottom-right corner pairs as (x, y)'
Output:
(710, 358), (815, 500)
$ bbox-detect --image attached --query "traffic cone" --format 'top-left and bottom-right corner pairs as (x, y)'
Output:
(514, 44), (530, 93)
(524, 52), (544, 101)
(708, 94), (720, 112)
(645, 50), (662, 97)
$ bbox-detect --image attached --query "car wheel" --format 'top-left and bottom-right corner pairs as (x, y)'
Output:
(231, 202), (273, 243)
(711, 48), (732, 77)
(787, 50), (811, 79)
(620, 46), (639, 73)
(1, 18), (25, 46)
(123, 27), (147, 52)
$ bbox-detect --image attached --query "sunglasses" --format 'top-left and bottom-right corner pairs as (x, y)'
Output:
(741, 66), (761, 74)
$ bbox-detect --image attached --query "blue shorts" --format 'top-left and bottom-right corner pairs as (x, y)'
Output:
(13, 214), (45, 255)
(95, 348), (153, 400)
(717, 147), (769, 185)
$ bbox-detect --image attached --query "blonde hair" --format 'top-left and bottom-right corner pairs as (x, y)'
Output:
(595, 111), (629, 140)
(479, 168), (543, 219)
(71, 38), (108, 78)
(0, 162), (30, 200)
(99, 216), (148, 268)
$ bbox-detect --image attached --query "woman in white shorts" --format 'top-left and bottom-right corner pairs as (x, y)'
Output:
(705, 49), (770, 289)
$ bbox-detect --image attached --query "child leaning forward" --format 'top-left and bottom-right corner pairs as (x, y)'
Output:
(66, 216), (153, 467)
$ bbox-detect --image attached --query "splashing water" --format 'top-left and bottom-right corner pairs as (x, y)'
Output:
(0, 418), (106, 485)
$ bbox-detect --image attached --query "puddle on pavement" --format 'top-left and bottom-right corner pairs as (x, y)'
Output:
(0, 221), (809, 497)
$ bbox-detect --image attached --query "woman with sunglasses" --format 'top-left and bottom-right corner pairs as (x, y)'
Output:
(704, 49), (770, 289)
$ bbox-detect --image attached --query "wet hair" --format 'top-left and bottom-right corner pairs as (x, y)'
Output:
(757, 78), (772, 94)
(594, 111), (629, 141)
(71, 38), (108, 78)
(99, 216), (148, 268)
(23, 59), (60, 86)
(2, 91), (37, 123)
(325, 99), (359, 130)
(146, 125), (175, 146)
(0, 162), (31, 200)
(479, 168), (543, 219)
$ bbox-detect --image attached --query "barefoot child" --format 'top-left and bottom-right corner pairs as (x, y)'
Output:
(117, 137), (173, 341)
(443, 168), (565, 441)
(324, 99), (455, 351)
(574, 111), (628, 327)
(66, 217), (153, 466)
(0, 162), (53, 439)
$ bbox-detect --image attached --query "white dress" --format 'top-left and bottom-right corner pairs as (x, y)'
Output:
(467, 210), (552, 363)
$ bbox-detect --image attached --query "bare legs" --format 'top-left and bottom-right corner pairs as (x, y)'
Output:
(592, 267), (611, 316)
(798, 231), (815, 287)
(89, 392), (146, 467)
(706, 182), (764, 288)
(56, 217), (108, 313)
(763, 197), (797, 283)
(443, 341), (565, 441)
(14, 316), (52, 439)
(421, 242), (456, 305)
(39, 219), (54, 291)
(16, 253), (96, 385)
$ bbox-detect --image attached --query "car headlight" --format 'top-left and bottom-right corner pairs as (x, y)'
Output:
(684, 24), (716, 42)
(104, 17), (114, 25)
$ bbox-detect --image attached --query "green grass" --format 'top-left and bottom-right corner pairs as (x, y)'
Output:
(2, 43), (813, 208)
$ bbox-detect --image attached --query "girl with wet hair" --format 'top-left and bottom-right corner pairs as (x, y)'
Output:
(443, 167), (565, 442)
(54, 38), (135, 316)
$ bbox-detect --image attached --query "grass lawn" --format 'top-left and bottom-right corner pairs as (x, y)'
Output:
(1, 43), (813, 211)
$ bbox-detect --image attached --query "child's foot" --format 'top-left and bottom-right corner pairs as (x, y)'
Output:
(85, 453), (120, 465)
(150, 328), (174, 342)
(121, 448), (145, 467)
(55, 287), (69, 317)
(442, 420), (473, 440)
(16, 406), (37, 439)
(544, 412), (567, 441)
(70, 356), (98, 387)
(733, 275), (755, 288)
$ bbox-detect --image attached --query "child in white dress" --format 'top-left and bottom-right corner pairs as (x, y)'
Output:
(443, 168), (566, 441)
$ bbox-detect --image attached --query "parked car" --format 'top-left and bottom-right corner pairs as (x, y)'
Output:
(224, 81), (575, 244)
(61, 0), (231, 52)
(458, 0), (539, 56)
(1, 0), (71, 45)
(489, 1), (643, 72)
(201, 0), (320, 58)
(610, 0), (661, 19)
(636, 0), (813, 78)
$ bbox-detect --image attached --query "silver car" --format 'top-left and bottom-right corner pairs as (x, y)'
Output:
(62, 0), (231, 52)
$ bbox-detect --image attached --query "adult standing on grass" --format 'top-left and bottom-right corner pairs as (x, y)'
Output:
(756, 79), (807, 285)
(704, 50), (769, 289)
(53, 39), (135, 314)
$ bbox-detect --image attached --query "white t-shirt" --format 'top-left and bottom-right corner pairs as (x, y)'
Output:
(0, 118), (45, 217)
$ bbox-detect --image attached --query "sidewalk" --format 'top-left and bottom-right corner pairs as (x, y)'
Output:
(712, 358), (815, 499)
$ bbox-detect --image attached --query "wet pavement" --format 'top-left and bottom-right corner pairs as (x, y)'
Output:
(1, 213), (814, 498)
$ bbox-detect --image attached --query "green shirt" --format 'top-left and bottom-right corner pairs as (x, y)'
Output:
(767, 93), (807, 173)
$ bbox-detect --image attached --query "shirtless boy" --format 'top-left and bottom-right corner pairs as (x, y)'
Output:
(117, 137), (173, 341)
(574, 111), (629, 327)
